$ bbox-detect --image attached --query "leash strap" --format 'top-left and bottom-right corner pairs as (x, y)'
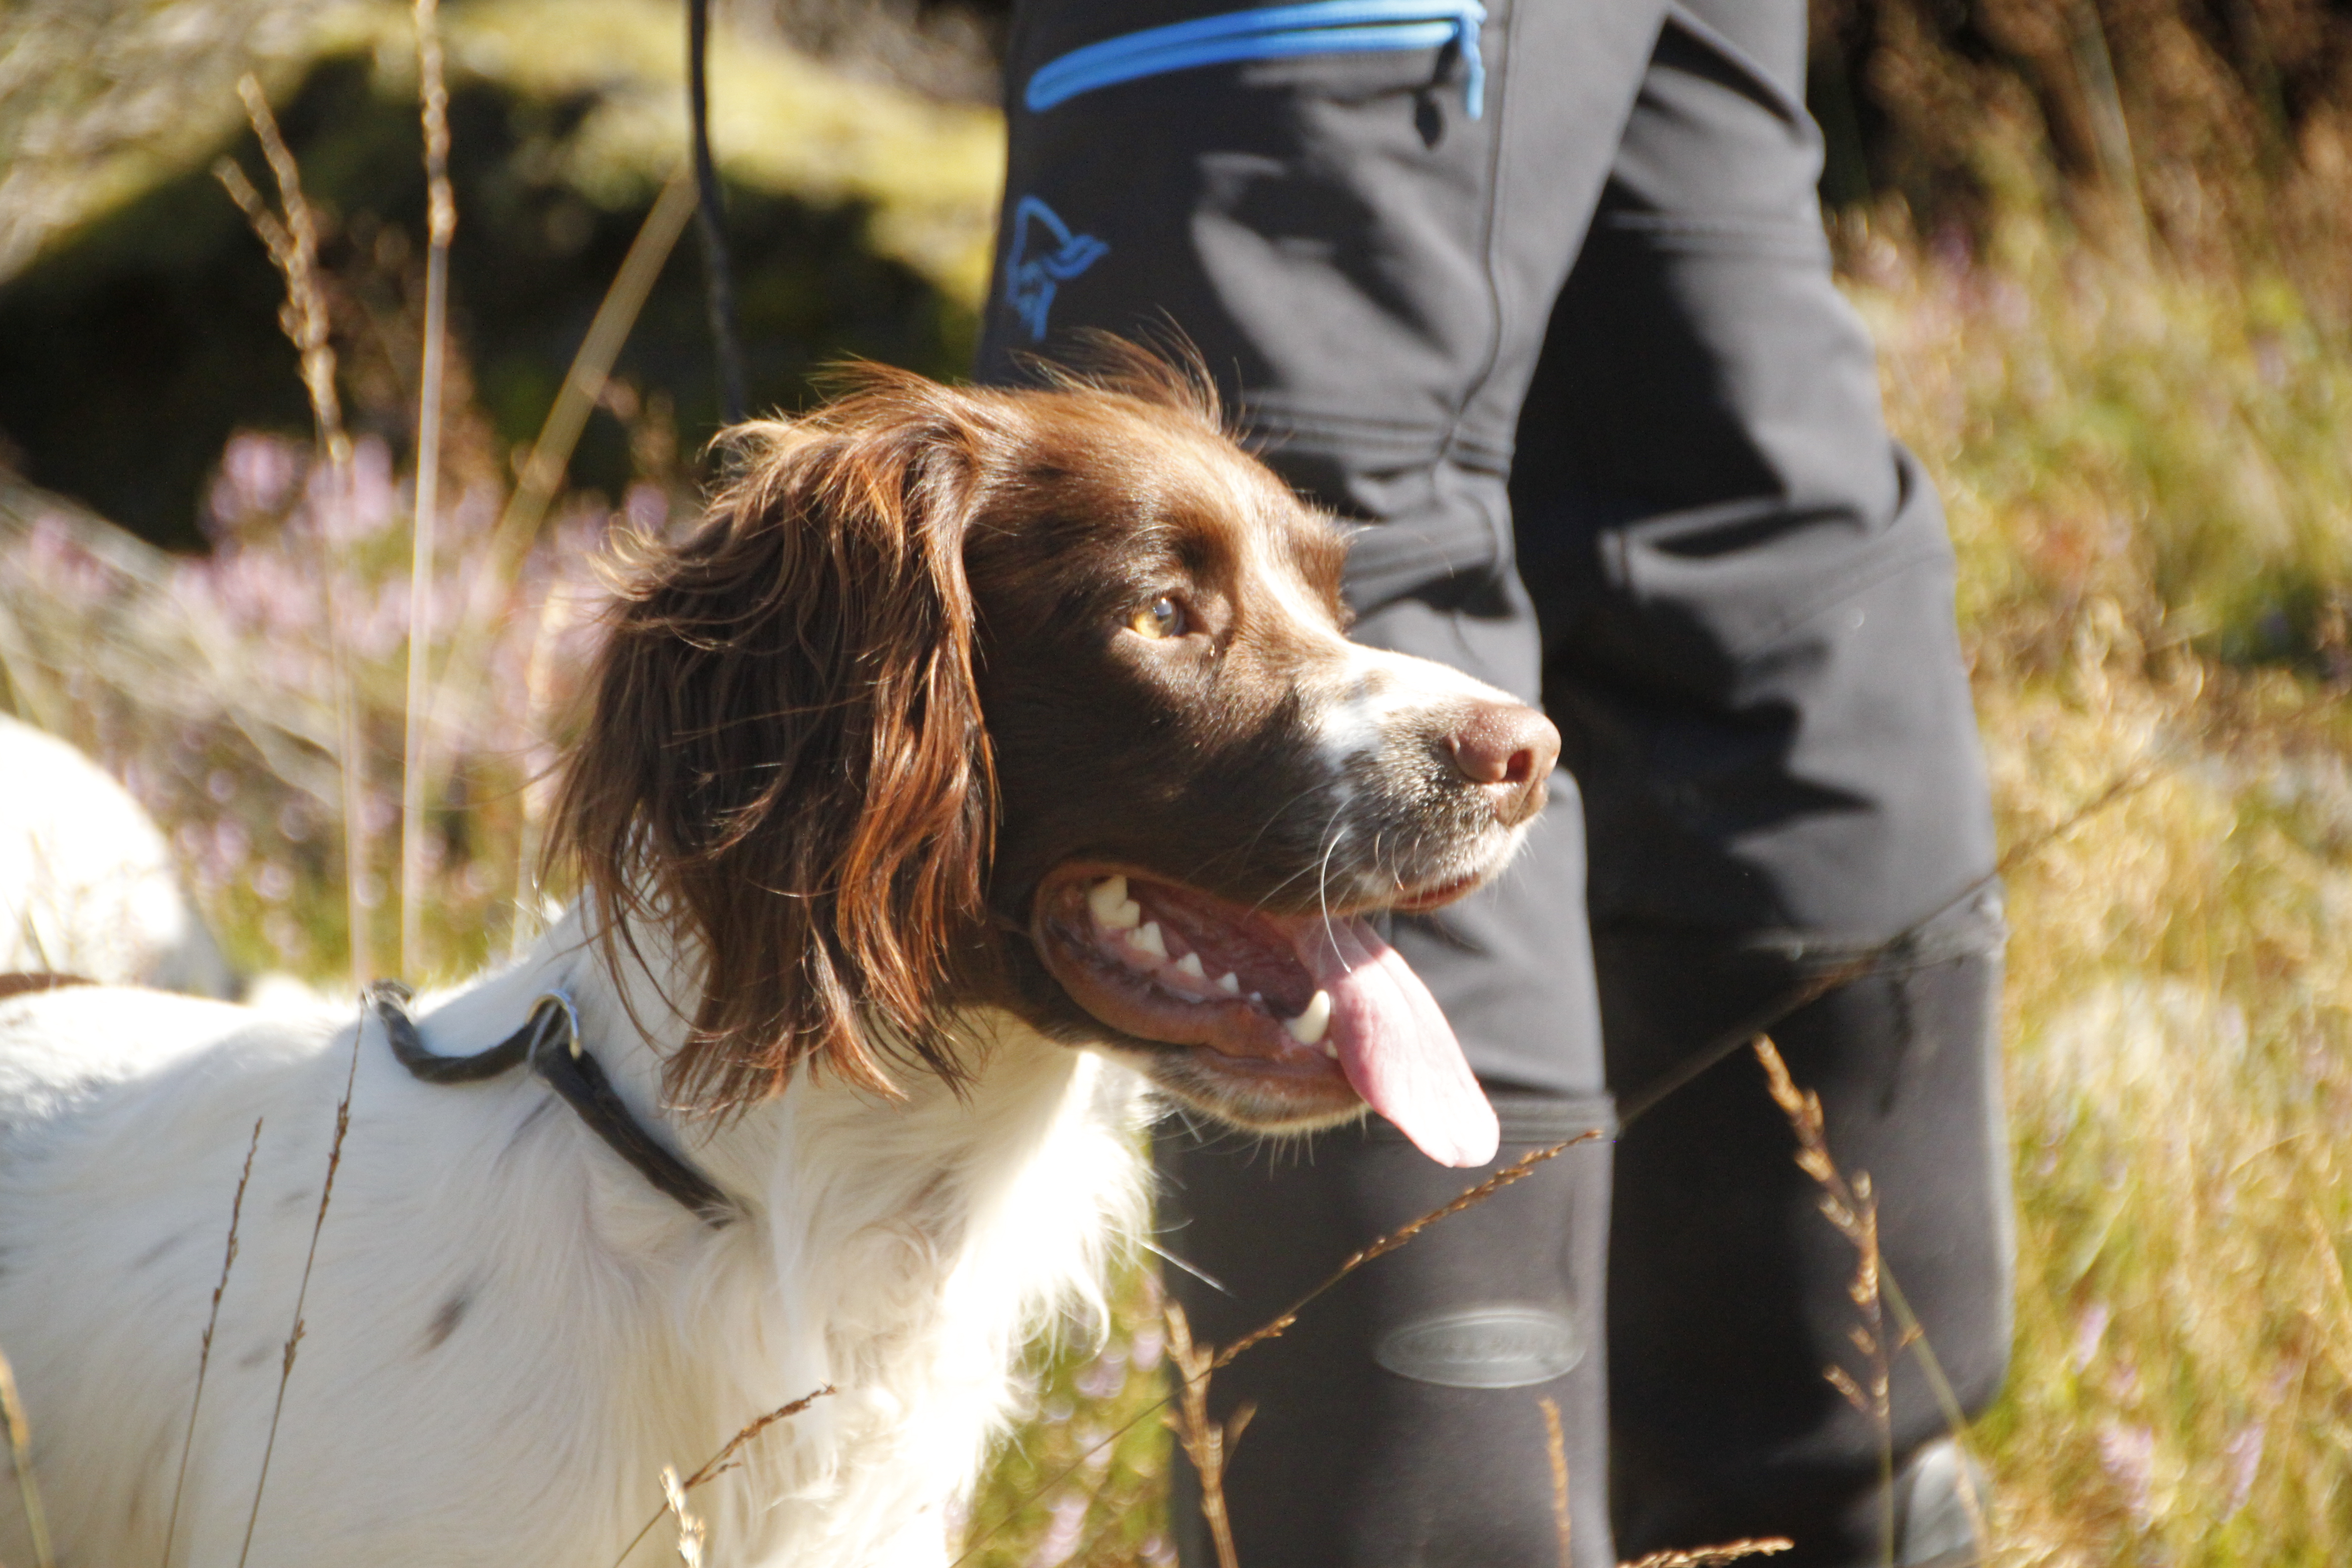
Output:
(368, 980), (738, 1229)
(686, 0), (745, 424)
(369, 980), (532, 1081)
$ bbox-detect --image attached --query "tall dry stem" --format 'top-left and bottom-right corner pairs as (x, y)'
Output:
(435, 168), (697, 756)
(161, 1116), (263, 1568)
(680, 1383), (837, 1492)
(507, 583), (574, 957)
(1617, 1543), (1792, 1568)
(217, 75), (370, 988)
(2065, 0), (2148, 249)
(0, 1338), (52, 1568)
(496, 168), (696, 565)
(1538, 1395), (1571, 1568)
(606, 1385), (835, 1568)
(1752, 1035), (1915, 1566)
(399, 0), (457, 977)
(237, 1008), (366, 1565)
(1215, 1131), (1603, 1370)
(660, 1466), (707, 1568)
(1164, 1302), (1250, 1568)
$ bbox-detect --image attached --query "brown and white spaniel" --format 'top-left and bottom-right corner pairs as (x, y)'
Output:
(0, 349), (1556, 1568)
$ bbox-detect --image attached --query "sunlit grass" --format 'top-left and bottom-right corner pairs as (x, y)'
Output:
(1847, 199), (2352, 1564)
(1854, 206), (2352, 673)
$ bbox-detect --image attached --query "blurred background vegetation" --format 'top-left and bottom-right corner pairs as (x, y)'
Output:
(0, 0), (1001, 547)
(7, 1), (2352, 1563)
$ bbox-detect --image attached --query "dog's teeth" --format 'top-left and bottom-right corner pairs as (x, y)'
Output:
(1175, 951), (1207, 980)
(1323, 1040), (1339, 1059)
(1217, 971), (1242, 995)
(1283, 989), (1332, 1047)
(1130, 921), (1169, 959)
(1089, 877), (1141, 929)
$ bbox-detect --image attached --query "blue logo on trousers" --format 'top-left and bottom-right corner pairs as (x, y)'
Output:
(1005, 196), (1109, 341)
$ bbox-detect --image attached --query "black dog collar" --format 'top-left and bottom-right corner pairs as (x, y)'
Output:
(367, 980), (738, 1229)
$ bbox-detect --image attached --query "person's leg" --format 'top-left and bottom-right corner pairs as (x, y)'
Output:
(979, 3), (1668, 1562)
(1157, 1089), (1617, 1568)
(1600, 903), (2009, 1566)
(1507, 4), (2013, 1562)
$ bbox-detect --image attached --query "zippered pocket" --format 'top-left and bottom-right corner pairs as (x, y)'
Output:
(1024, 0), (1489, 117)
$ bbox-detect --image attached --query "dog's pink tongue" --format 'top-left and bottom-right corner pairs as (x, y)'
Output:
(1299, 918), (1498, 1168)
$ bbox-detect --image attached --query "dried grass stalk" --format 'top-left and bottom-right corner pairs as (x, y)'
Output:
(680, 1383), (836, 1492)
(0, 1337), (53, 1568)
(217, 75), (371, 988)
(497, 167), (697, 560)
(1539, 1395), (1571, 1568)
(434, 168), (698, 742)
(237, 1009), (366, 1565)
(1622, 753), (2168, 1133)
(161, 1116), (263, 1568)
(399, 0), (458, 977)
(607, 1385), (835, 1568)
(1617, 1540), (1792, 1568)
(1753, 1035), (1945, 1567)
(1216, 1130), (1603, 1371)
(660, 1466), (706, 1568)
(507, 583), (575, 957)
(1164, 1302), (1250, 1568)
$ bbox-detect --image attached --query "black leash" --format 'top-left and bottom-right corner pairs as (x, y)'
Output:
(687, 0), (747, 425)
(368, 980), (738, 1228)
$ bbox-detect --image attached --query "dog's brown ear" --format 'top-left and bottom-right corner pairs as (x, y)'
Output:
(548, 374), (999, 1107)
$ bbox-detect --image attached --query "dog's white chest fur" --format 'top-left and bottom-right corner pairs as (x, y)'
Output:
(0, 932), (1146, 1568)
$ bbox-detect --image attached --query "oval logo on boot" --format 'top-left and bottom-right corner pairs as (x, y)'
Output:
(1373, 1305), (1584, 1389)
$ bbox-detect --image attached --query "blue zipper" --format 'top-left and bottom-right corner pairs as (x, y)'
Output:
(1024, 0), (1489, 118)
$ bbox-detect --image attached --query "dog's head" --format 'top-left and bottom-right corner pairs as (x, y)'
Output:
(549, 349), (1555, 1165)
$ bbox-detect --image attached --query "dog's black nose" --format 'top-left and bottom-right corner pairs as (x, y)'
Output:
(1442, 701), (1561, 826)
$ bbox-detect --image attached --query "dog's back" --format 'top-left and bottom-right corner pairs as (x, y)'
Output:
(0, 974), (735, 1566)
(0, 956), (1142, 1568)
(0, 982), (340, 1564)
(0, 715), (237, 998)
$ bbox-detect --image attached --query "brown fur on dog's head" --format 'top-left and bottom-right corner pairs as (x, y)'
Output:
(548, 349), (1224, 1109)
(550, 372), (995, 1107)
(548, 344), (1552, 1124)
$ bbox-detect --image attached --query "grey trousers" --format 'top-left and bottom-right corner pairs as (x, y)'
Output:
(980, 2), (2015, 1560)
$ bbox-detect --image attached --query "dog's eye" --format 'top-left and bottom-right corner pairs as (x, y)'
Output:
(1128, 595), (1186, 640)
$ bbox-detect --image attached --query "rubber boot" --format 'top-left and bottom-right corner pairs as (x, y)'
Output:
(1883, 1438), (1992, 1567)
(1603, 889), (2012, 1566)
(1157, 1091), (1617, 1568)
(1803, 1436), (1992, 1567)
